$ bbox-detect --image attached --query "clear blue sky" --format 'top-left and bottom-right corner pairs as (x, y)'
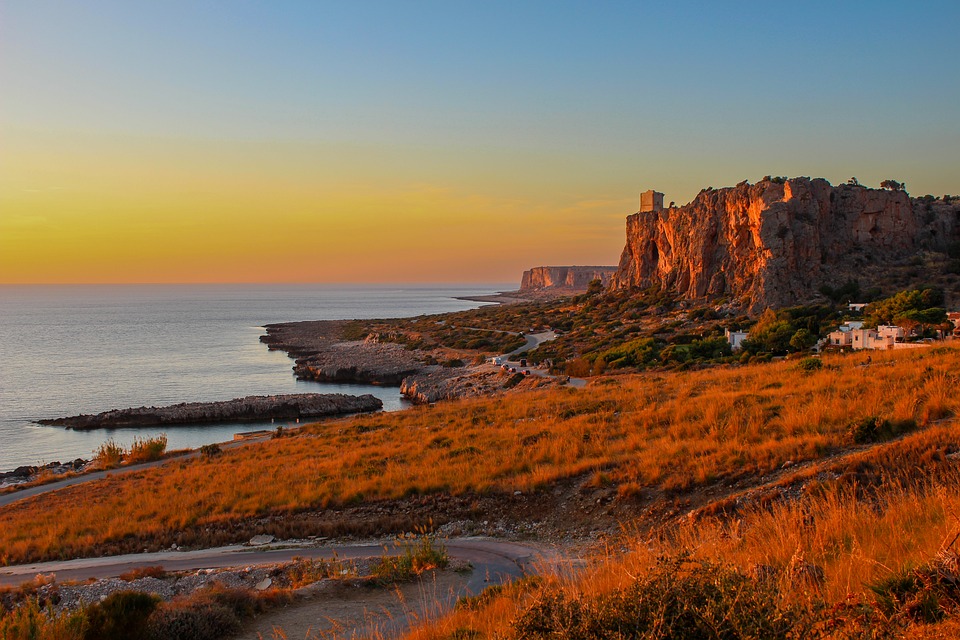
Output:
(2, 1), (958, 283)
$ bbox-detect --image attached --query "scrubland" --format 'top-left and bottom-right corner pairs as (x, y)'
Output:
(5, 344), (960, 637)
(1, 346), (957, 571)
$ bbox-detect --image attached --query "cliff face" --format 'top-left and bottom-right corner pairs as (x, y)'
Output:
(612, 178), (959, 312)
(521, 266), (617, 291)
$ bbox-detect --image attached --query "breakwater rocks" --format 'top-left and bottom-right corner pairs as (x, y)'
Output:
(261, 320), (423, 385)
(38, 393), (383, 430)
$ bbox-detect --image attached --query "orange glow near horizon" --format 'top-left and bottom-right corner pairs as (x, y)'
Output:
(0, 131), (631, 285)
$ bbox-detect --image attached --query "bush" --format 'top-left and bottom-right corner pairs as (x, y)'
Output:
(286, 555), (352, 587)
(146, 601), (240, 640)
(0, 599), (86, 640)
(512, 554), (810, 639)
(199, 443), (222, 458)
(795, 357), (823, 372)
(372, 531), (448, 584)
(849, 416), (918, 444)
(128, 435), (167, 463)
(94, 440), (124, 469)
(869, 552), (960, 624)
(145, 583), (286, 640)
(84, 591), (159, 640)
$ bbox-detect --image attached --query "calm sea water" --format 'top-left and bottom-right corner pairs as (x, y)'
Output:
(0, 284), (505, 472)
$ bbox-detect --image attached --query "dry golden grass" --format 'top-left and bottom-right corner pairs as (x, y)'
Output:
(2, 346), (959, 566)
(401, 425), (960, 639)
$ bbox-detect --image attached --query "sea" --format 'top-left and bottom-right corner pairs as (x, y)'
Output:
(0, 284), (507, 472)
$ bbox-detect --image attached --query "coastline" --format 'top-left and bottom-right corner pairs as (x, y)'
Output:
(454, 292), (527, 305)
(1, 284), (504, 472)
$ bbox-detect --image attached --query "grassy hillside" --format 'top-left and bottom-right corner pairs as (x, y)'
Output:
(2, 346), (957, 569)
(402, 423), (960, 638)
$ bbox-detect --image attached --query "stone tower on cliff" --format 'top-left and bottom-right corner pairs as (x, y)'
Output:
(640, 189), (664, 213)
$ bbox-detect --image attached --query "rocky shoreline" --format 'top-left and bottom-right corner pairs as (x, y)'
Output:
(38, 393), (383, 430)
(261, 320), (424, 385)
(260, 319), (562, 404)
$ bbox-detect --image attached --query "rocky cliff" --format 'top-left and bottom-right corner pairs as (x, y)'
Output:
(612, 178), (960, 312)
(521, 266), (617, 291)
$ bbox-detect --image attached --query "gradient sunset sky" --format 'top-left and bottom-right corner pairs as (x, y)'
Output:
(2, 1), (958, 285)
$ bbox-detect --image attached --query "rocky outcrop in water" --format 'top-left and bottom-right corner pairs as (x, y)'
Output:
(612, 178), (960, 312)
(261, 321), (423, 385)
(520, 266), (617, 291)
(39, 393), (383, 430)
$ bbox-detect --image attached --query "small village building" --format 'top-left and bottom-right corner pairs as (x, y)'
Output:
(827, 321), (864, 347)
(876, 325), (904, 342)
(848, 303), (868, 312)
(725, 328), (749, 351)
(948, 312), (960, 337)
(828, 324), (897, 350)
(850, 328), (895, 350)
(828, 330), (853, 347)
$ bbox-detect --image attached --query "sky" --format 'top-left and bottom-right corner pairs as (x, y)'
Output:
(1, 1), (958, 285)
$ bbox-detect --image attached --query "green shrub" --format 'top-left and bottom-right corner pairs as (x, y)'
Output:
(84, 591), (159, 640)
(0, 599), (86, 640)
(372, 531), (448, 584)
(146, 601), (240, 640)
(869, 553), (960, 624)
(849, 416), (918, 444)
(199, 443), (222, 458)
(796, 357), (823, 372)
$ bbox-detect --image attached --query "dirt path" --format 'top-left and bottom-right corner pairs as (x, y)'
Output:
(239, 570), (470, 640)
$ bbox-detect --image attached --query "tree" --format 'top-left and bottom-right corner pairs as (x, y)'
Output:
(789, 328), (817, 351)
(880, 179), (904, 191)
(847, 177), (860, 186)
(585, 278), (604, 296)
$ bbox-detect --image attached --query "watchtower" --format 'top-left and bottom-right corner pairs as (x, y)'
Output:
(640, 189), (664, 213)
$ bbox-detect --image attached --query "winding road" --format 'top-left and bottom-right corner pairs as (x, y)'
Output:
(0, 538), (552, 590)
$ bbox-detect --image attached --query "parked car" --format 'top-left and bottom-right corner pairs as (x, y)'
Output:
(522, 369), (530, 376)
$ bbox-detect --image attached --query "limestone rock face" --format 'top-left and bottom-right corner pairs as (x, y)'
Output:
(611, 178), (959, 312)
(520, 266), (617, 291)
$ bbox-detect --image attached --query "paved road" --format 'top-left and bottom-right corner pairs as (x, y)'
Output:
(0, 538), (555, 591)
(0, 457), (186, 509)
(506, 330), (556, 356)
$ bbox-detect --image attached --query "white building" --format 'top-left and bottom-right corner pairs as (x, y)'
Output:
(877, 325), (904, 342)
(848, 303), (868, 312)
(827, 321), (864, 347)
(850, 329), (895, 350)
(725, 328), (749, 351)
(828, 326), (897, 350)
(828, 329), (853, 347)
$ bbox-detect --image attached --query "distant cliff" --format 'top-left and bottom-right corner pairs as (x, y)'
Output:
(612, 177), (960, 313)
(521, 266), (617, 291)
